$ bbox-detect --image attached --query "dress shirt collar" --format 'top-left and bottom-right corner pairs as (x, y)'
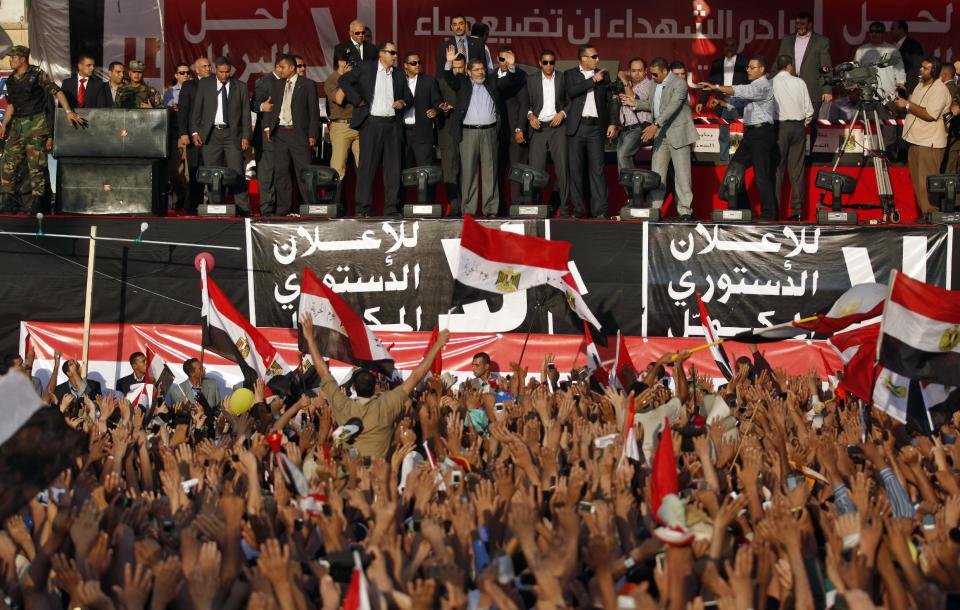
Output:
(580, 67), (595, 77)
(541, 72), (554, 81)
(286, 73), (299, 87)
(796, 31), (811, 39)
(407, 73), (417, 84)
(724, 55), (737, 65)
(378, 61), (393, 76)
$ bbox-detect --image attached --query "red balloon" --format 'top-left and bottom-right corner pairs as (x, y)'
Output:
(194, 252), (216, 272)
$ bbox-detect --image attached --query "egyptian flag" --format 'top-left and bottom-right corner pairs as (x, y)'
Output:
(125, 383), (154, 410)
(793, 283), (887, 335)
(0, 373), (87, 522)
(548, 269), (604, 334)
(298, 268), (395, 375)
(583, 321), (610, 388)
(426, 327), (442, 377)
(145, 348), (175, 396)
(341, 551), (372, 610)
(452, 215), (570, 303)
(200, 260), (293, 389)
(872, 371), (954, 430)
(619, 396), (641, 467)
(696, 293), (734, 380)
(650, 417), (678, 525)
(877, 271), (960, 386)
(830, 323), (880, 402)
(610, 330), (638, 391)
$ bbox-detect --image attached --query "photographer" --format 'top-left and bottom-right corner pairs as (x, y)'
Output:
(896, 57), (952, 217)
(615, 57), (653, 171)
(854, 21), (906, 157)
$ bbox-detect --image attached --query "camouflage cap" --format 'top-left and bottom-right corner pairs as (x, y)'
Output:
(4, 45), (29, 58)
(128, 60), (145, 72)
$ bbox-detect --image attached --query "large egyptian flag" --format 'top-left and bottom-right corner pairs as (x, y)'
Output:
(298, 268), (395, 375)
(793, 283), (887, 335)
(697, 293), (735, 380)
(878, 271), (960, 387)
(0, 373), (86, 521)
(453, 215), (570, 303)
(610, 330), (639, 391)
(200, 260), (292, 389)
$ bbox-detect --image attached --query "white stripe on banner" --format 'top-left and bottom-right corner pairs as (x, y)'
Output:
(883, 300), (960, 355)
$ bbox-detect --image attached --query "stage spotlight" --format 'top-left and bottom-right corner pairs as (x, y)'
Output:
(508, 164), (550, 218)
(713, 163), (752, 222)
(196, 166), (242, 216)
(618, 169), (662, 220)
(300, 167), (341, 217)
(926, 174), (960, 224)
(815, 170), (858, 224)
(402, 166), (443, 218)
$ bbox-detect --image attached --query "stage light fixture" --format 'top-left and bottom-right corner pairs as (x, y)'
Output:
(402, 166), (443, 218)
(196, 166), (242, 216)
(300, 167), (341, 217)
(926, 174), (960, 224)
(618, 168), (662, 220)
(713, 163), (752, 222)
(814, 170), (858, 224)
(508, 163), (550, 217)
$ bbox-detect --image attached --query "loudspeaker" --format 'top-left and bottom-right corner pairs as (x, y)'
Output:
(58, 158), (166, 215)
(53, 109), (170, 158)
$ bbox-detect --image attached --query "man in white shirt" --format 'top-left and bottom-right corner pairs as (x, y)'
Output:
(400, 51), (441, 169)
(855, 21), (906, 158)
(772, 55), (814, 221)
(697, 39), (748, 161)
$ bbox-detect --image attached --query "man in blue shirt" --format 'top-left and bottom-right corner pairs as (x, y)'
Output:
(702, 56), (780, 220)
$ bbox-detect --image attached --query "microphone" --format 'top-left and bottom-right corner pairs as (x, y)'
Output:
(35, 212), (44, 237)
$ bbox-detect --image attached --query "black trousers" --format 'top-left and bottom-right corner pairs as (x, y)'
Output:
(202, 128), (250, 212)
(568, 120), (608, 217)
(403, 125), (435, 167)
(498, 128), (529, 206)
(356, 118), (402, 215)
(271, 128), (313, 216)
(729, 123), (779, 220)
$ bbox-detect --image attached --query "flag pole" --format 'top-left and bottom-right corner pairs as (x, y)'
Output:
(80, 225), (97, 378)
(671, 340), (724, 360)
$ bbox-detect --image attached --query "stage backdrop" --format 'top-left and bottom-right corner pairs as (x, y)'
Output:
(160, 0), (959, 90)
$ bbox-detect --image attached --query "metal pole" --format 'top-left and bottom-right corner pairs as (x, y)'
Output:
(81, 225), (97, 378)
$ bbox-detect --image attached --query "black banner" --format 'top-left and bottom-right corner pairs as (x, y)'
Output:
(248, 219), (552, 333)
(645, 223), (951, 338)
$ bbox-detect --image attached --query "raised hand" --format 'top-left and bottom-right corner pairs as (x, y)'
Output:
(112, 563), (153, 610)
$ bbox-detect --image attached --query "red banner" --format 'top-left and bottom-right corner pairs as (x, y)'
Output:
(21, 321), (841, 394)
(163, 0), (957, 90)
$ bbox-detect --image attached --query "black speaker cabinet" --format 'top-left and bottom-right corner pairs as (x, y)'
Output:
(53, 109), (170, 158)
(58, 158), (166, 215)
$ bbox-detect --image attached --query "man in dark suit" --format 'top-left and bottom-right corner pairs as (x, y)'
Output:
(441, 45), (520, 217)
(778, 11), (832, 148)
(334, 20), (378, 67)
(116, 352), (148, 395)
(178, 56), (213, 213)
(891, 20), (923, 94)
(495, 46), (528, 206)
(400, 51), (442, 169)
(437, 54), (467, 215)
(564, 45), (619, 218)
(54, 359), (103, 403)
(60, 54), (109, 109)
(190, 56), (252, 216)
(436, 14), (487, 74)
(262, 54), (320, 216)
(517, 50), (569, 213)
(339, 41), (414, 217)
(252, 61), (282, 215)
(696, 38), (748, 161)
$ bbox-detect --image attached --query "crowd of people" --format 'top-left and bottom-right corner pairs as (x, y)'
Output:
(1, 327), (959, 610)
(0, 13), (956, 220)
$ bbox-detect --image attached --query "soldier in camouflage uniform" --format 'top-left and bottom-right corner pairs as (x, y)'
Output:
(0, 45), (85, 213)
(114, 60), (163, 109)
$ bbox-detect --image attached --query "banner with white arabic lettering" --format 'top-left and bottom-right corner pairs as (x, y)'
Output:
(161, 0), (958, 90)
(645, 223), (950, 339)
(248, 219), (557, 334)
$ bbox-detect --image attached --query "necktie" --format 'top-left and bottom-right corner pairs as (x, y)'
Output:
(356, 43), (363, 60)
(78, 78), (86, 107)
(280, 80), (294, 125)
(219, 84), (229, 126)
(457, 37), (466, 58)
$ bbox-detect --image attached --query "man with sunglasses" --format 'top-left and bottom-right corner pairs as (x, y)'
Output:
(252, 58), (284, 214)
(333, 20), (377, 67)
(338, 41), (414, 218)
(517, 50), (569, 214)
(437, 54), (467, 215)
(400, 52), (442, 171)
(564, 45), (619, 218)
(294, 56), (307, 79)
(179, 56), (213, 214)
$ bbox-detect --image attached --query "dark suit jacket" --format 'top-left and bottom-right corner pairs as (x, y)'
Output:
(54, 379), (103, 403)
(500, 69), (527, 136)
(334, 40), (378, 65)
(177, 78), (204, 138)
(441, 68), (520, 144)
(436, 36), (487, 74)
(899, 36), (924, 93)
(338, 62), (415, 130)
(517, 71), (567, 137)
(116, 373), (147, 395)
(563, 68), (619, 135)
(190, 77), (252, 146)
(436, 75), (459, 148)
(404, 73), (442, 142)
(697, 55), (748, 104)
(263, 75), (321, 142)
(778, 32), (832, 104)
(60, 75), (109, 109)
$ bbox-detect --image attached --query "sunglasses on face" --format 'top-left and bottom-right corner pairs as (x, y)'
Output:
(541, 60), (556, 65)
(296, 64), (305, 68)
(177, 70), (190, 75)
(586, 54), (599, 59)
(498, 56), (508, 62)
(353, 31), (365, 35)
(383, 50), (398, 56)
(407, 60), (420, 66)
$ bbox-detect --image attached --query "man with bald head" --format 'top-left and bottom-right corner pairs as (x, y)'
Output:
(178, 56), (213, 213)
(334, 20), (377, 67)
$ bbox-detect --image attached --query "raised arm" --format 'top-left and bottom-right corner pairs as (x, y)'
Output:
(400, 330), (449, 395)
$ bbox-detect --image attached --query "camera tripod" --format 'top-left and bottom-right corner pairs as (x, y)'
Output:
(826, 97), (900, 224)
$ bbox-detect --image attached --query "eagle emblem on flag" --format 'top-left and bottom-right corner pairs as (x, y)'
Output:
(939, 326), (960, 352)
(266, 357), (283, 377)
(881, 374), (907, 398)
(496, 268), (521, 293)
(235, 337), (250, 359)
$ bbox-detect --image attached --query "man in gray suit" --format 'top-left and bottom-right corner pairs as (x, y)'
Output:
(517, 50), (569, 214)
(778, 11), (832, 148)
(190, 56), (252, 215)
(620, 57), (697, 220)
(168, 357), (220, 415)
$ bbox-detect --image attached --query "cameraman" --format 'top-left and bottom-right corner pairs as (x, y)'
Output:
(615, 57), (652, 171)
(895, 57), (951, 217)
(854, 21), (906, 157)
